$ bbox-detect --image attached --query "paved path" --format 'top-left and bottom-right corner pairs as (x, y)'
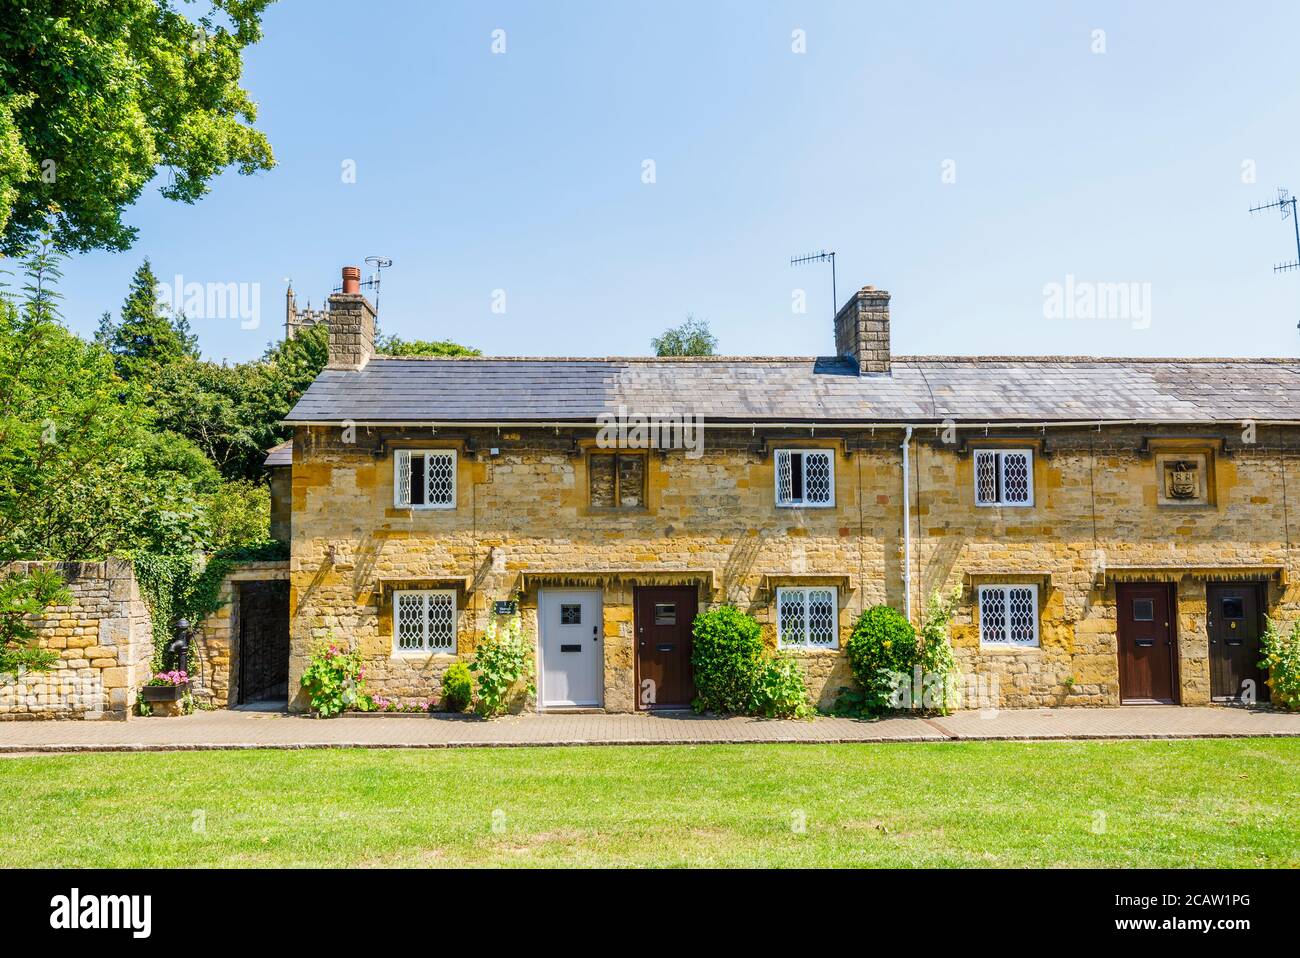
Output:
(0, 705), (1297, 753)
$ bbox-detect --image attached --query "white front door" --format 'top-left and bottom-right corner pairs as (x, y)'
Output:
(538, 590), (602, 708)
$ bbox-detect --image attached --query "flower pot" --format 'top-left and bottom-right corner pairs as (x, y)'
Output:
(142, 682), (189, 703)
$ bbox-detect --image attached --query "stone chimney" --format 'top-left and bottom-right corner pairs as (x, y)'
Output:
(834, 285), (891, 375)
(326, 265), (376, 370)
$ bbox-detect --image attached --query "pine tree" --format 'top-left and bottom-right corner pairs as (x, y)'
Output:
(97, 259), (199, 381)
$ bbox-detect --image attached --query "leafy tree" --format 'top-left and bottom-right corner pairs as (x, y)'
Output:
(652, 314), (717, 356)
(96, 260), (199, 382)
(0, 241), (212, 560)
(377, 334), (481, 358)
(202, 479), (270, 550)
(0, 0), (276, 254)
(154, 358), (261, 480)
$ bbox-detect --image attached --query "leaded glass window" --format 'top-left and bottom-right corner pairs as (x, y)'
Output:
(393, 590), (457, 653)
(978, 584), (1039, 646)
(394, 450), (457, 509)
(774, 450), (835, 507)
(776, 587), (839, 649)
(973, 449), (1033, 507)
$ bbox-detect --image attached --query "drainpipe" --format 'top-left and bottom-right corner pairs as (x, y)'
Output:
(901, 426), (913, 621)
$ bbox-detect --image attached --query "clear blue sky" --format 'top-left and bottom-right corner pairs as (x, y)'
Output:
(56, 0), (1300, 362)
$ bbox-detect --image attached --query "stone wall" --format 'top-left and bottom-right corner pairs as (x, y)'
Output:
(287, 425), (1300, 713)
(269, 465), (292, 544)
(0, 560), (153, 720)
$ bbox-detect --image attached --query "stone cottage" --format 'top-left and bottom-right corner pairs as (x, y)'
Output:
(268, 266), (1300, 713)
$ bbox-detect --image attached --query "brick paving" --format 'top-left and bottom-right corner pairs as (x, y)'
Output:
(0, 705), (1296, 753)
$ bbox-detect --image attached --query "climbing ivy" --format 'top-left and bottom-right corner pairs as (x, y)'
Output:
(133, 541), (289, 670)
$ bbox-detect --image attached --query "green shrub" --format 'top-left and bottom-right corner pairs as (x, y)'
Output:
(470, 615), (534, 718)
(299, 639), (368, 718)
(691, 605), (765, 713)
(839, 593), (962, 716)
(843, 604), (918, 714)
(754, 655), (814, 718)
(441, 661), (473, 713)
(0, 568), (66, 676)
(1261, 617), (1300, 710)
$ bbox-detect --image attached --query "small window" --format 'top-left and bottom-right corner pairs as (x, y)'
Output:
(978, 585), (1039, 647)
(394, 450), (457, 509)
(560, 603), (582, 625)
(776, 587), (838, 649)
(394, 590), (457, 653)
(589, 453), (645, 509)
(654, 603), (676, 625)
(775, 450), (835, 508)
(1221, 597), (1245, 619)
(973, 449), (1034, 507)
(1132, 598), (1154, 622)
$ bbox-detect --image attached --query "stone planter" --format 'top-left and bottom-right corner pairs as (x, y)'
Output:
(141, 682), (189, 703)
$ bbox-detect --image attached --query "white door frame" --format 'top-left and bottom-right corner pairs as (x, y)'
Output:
(537, 589), (603, 709)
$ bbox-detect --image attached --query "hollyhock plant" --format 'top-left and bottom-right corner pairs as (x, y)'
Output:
(300, 637), (370, 718)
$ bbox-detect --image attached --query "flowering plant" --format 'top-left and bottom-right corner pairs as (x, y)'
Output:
(369, 696), (430, 713)
(1261, 617), (1300, 710)
(470, 612), (535, 717)
(146, 669), (189, 687)
(300, 638), (369, 718)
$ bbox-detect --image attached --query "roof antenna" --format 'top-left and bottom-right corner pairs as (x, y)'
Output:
(1249, 189), (1300, 329)
(790, 250), (837, 317)
(334, 256), (393, 321)
(364, 256), (393, 317)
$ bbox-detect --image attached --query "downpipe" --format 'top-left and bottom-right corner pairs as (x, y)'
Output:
(901, 425), (913, 622)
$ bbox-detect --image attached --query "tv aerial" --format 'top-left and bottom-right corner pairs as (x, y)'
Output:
(790, 250), (837, 319)
(332, 256), (393, 325)
(1249, 189), (1300, 329)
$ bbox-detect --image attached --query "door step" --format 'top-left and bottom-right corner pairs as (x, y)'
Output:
(540, 707), (606, 715)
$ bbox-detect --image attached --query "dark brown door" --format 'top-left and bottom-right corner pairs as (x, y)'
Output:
(238, 580), (290, 704)
(1116, 582), (1178, 704)
(1207, 582), (1268, 703)
(634, 586), (698, 709)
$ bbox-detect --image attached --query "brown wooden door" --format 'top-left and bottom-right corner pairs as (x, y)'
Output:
(1116, 582), (1178, 704)
(1207, 582), (1268, 703)
(634, 586), (698, 709)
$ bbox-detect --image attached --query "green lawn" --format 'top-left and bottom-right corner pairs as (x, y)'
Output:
(0, 740), (1295, 867)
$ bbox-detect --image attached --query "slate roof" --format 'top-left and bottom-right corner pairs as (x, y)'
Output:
(264, 440), (292, 467)
(282, 355), (1300, 425)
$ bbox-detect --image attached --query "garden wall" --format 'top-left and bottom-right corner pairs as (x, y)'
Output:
(0, 560), (154, 720)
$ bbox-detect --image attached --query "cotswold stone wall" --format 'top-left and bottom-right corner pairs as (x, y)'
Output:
(0, 560), (153, 720)
(287, 425), (1300, 712)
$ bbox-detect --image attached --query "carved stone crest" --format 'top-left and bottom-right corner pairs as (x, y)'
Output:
(1164, 459), (1200, 500)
